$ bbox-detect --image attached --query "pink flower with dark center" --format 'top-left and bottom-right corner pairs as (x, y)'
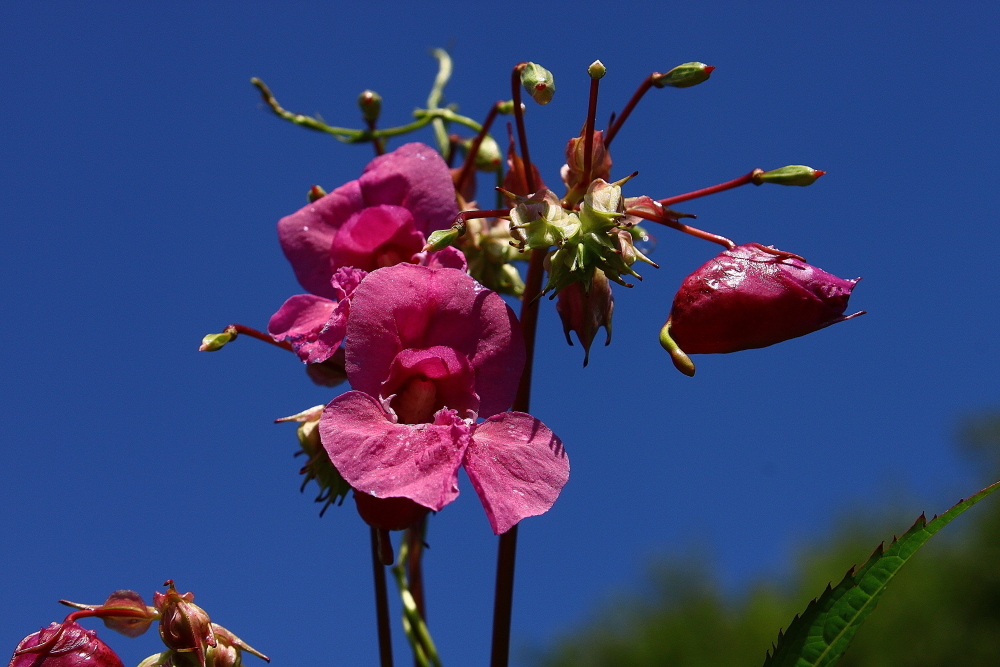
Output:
(318, 263), (569, 535)
(278, 143), (459, 298)
(9, 622), (123, 667)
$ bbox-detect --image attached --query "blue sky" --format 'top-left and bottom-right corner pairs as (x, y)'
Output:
(3, 2), (999, 666)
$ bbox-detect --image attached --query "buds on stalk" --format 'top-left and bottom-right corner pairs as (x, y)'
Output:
(153, 582), (216, 667)
(199, 331), (234, 352)
(520, 63), (555, 105)
(652, 62), (715, 88)
(9, 622), (124, 667)
(357, 90), (382, 123)
(307, 185), (327, 203)
(460, 135), (502, 172)
(588, 60), (606, 79)
(661, 243), (864, 374)
(754, 165), (826, 186)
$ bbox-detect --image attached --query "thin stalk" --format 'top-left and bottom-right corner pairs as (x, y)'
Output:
(371, 527), (395, 667)
(511, 64), (537, 194)
(581, 77), (600, 188)
(367, 118), (385, 156)
(408, 519), (427, 622)
(392, 535), (443, 667)
(222, 324), (294, 352)
(658, 170), (763, 207)
(454, 101), (503, 196)
(625, 207), (736, 250)
(427, 49), (453, 156)
(604, 75), (654, 147)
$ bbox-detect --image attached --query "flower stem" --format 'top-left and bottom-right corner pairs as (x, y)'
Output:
(625, 207), (736, 250)
(658, 169), (763, 207)
(454, 102), (503, 196)
(427, 49), (453, 156)
(511, 64), (537, 194)
(581, 77), (600, 189)
(222, 324), (294, 352)
(604, 75), (654, 148)
(392, 531), (442, 667)
(371, 527), (395, 667)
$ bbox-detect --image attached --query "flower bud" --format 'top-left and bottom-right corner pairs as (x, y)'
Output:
(460, 135), (502, 172)
(754, 165), (826, 186)
(496, 100), (518, 115)
(277, 404), (351, 515)
(424, 227), (461, 252)
(556, 269), (613, 366)
(137, 625), (268, 667)
(357, 90), (382, 123)
(652, 62), (715, 88)
(9, 622), (124, 667)
(307, 185), (327, 203)
(520, 63), (555, 105)
(153, 582), (216, 667)
(664, 244), (864, 368)
(588, 60), (606, 79)
(198, 332), (233, 352)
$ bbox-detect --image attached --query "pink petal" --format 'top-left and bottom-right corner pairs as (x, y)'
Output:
(464, 412), (569, 535)
(330, 205), (425, 272)
(319, 391), (471, 512)
(359, 142), (459, 236)
(277, 180), (364, 298)
(268, 294), (343, 364)
(412, 246), (469, 272)
(346, 264), (525, 417)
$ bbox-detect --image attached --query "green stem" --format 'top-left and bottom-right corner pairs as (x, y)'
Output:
(392, 536), (443, 667)
(427, 49), (453, 155)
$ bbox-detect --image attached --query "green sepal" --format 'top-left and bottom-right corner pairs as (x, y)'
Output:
(425, 227), (461, 251)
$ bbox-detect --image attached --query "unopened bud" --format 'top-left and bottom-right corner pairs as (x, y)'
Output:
(199, 332), (233, 352)
(497, 100), (518, 115)
(307, 185), (327, 203)
(154, 581), (216, 667)
(754, 165), (826, 186)
(520, 63), (555, 105)
(588, 60), (606, 79)
(357, 90), (382, 123)
(652, 62), (715, 89)
(424, 227), (461, 252)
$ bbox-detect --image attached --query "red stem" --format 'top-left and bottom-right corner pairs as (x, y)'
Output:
(625, 207), (735, 250)
(367, 119), (385, 156)
(581, 77), (600, 188)
(455, 102), (503, 197)
(658, 170), (762, 207)
(224, 324), (294, 352)
(511, 64), (536, 194)
(371, 527), (394, 667)
(605, 75), (654, 148)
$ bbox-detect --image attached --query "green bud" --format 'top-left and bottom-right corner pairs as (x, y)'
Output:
(497, 100), (517, 115)
(308, 185), (327, 203)
(199, 332), (233, 352)
(652, 62), (715, 89)
(588, 60), (606, 79)
(357, 90), (382, 123)
(755, 165), (826, 186)
(425, 227), (461, 251)
(461, 135), (502, 172)
(520, 63), (555, 105)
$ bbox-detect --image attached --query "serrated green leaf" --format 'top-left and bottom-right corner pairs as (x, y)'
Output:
(763, 479), (1000, 667)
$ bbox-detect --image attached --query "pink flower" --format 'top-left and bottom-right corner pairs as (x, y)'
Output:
(668, 243), (864, 354)
(318, 264), (569, 534)
(278, 143), (459, 298)
(9, 622), (123, 667)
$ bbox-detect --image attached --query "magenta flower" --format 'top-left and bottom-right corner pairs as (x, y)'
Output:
(9, 622), (124, 667)
(668, 243), (864, 354)
(318, 264), (569, 535)
(278, 143), (459, 298)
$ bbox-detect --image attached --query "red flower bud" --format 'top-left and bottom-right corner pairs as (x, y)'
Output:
(153, 582), (215, 667)
(9, 622), (124, 667)
(663, 243), (864, 368)
(555, 269), (614, 367)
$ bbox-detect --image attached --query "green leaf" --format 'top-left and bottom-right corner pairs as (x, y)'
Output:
(763, 479), (1000, 667)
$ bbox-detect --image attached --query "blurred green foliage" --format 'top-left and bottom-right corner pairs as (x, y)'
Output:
(535, 414), (1000, 667)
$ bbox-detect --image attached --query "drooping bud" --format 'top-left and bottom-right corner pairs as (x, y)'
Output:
(520, 63), (555, 105)
(9, 622), (124, 667)
(58, 590), (158, 639)
(153, 582), (216, 667)
(588, 60), (606, 79)
(277, 404), (351, 515)
(357, 90), (382, 123)
(665, 243), (864, 367)
(198, 332), (233, 352)
(652, 62), (715, 88)
(307, 185), (327, 203)
(754, 165), (826, 186)
(556, 269), (614, 366)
